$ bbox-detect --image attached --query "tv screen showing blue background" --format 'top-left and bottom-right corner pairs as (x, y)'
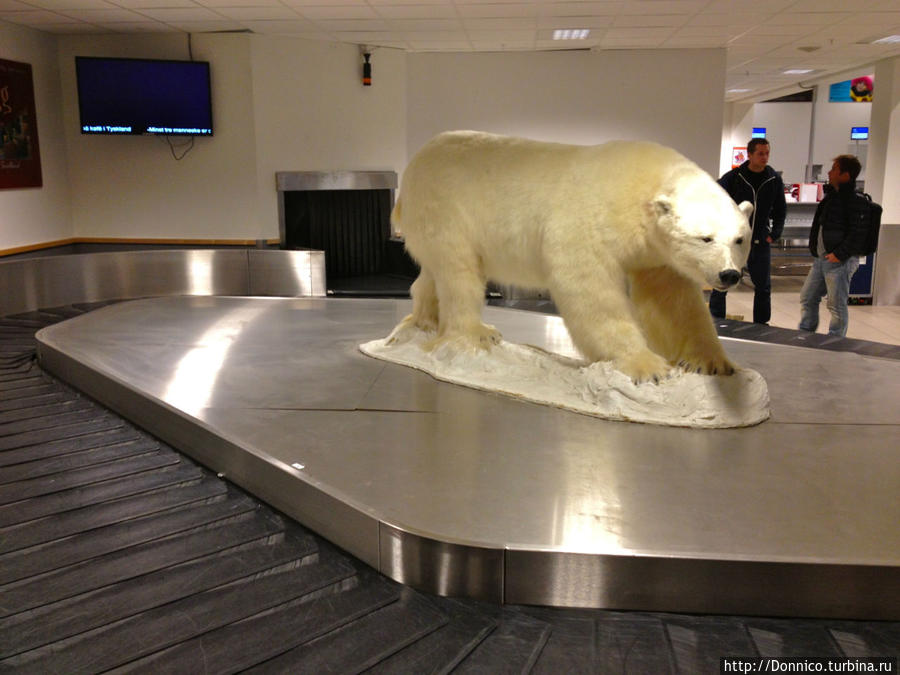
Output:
(850, 126), (869, 140)
(76, 57), (213, 136)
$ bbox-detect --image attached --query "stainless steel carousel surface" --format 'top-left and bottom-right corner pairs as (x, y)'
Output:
(36, 296), (900, 618)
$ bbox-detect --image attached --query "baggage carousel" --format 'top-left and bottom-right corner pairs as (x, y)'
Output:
(35, 294), (900, 618)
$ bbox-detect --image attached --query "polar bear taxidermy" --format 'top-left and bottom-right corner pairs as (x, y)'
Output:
(387, 131), (753, 385)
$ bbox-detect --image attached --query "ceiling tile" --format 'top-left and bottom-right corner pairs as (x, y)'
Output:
(0, 8), (77, 23)
(23, 0), (115, 8)
(613, 14), (687, 28)
(705, 0), (792, 13)
(771, 11), (850, 26)
(127, 7), (224, 21)
(375, 4), (458, 19)
(685, 13), (767, 28)
(56, 7), (148, 22)
(108, 0), (198, 8)
(166, 19), (248, 31)
(542, 2), (621, 17)
(619, 1), (706, 15)
(663, 36), (726, 47)
(672, 24), (728, 38)
(463, 17), (535, 30)
(537, 16), (613, 30)
(603, 26), (674, 39)
(466, 28), (535, 41)
(294, 5), (378, 20)
(238, 19), (316, 32)
(95, 20), (175, 30)
(280, 0), (368, 5)
(456, 3), (534, 18)
(38, 20), (112, 30)
(194, 0), (282, 7)
(407, 39), (470, 49)
(313, 18), (390, 31)
(388, 17), (462, 30)
(367, 0), (451, 5)
(215, 6), (301, 20)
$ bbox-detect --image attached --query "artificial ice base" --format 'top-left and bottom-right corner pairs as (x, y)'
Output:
(360, 328), (770, 429)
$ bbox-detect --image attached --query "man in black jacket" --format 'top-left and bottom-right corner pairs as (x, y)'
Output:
(709, 138), (786, 324)
(798, 155), (869, 337)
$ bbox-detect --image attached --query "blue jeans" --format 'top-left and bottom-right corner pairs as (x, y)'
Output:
(798, 256), (860, 337)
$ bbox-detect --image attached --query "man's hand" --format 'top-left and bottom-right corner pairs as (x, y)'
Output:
(825, 252), (840, 263)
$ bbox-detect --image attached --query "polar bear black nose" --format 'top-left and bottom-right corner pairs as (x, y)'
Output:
(719, 269), (741, 286)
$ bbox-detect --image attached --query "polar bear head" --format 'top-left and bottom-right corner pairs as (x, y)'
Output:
(652, 175), (753, 291)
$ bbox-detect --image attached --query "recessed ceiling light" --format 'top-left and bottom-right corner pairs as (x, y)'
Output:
(553, 29), (590, 40)
(784, 69), (813, 75)
(872, 34), (900, 44)
(728, 88), (751, 93)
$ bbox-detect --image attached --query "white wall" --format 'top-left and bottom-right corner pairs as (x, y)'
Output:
(722, 101), (812, 183)
(407, 49), (727, 176)
(249, 37), (407, 237)
(0, 21), (72, 251)
(750, 103), (812, 184)
(720, 102), (752, 178)
(57, 33), (263, 240)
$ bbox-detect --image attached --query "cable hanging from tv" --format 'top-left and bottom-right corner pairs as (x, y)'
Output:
(163, 135), (195, 160)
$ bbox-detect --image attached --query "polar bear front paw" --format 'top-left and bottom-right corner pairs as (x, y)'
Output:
(676, 354), (736, 376)
(614, 351), (671, 384)
(386, 315), (436, 346)
(471, 322), (502, 347)
(425, 323), (503, 354)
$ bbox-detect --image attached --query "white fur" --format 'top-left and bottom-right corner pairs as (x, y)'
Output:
(390, 131), (753, 383)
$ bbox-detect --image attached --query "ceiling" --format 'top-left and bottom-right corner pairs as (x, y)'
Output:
(3, 0), (900, 102)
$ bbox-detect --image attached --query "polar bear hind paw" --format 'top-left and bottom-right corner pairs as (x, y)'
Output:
(614, 351), (672, 384)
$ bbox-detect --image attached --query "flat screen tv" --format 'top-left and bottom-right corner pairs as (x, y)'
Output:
(75, 56), (213, 136)
(850, 126), (869, 140)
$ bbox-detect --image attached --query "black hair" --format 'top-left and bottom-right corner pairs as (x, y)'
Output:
(832, 154), (862, 182)
(747, 138), (769, 154)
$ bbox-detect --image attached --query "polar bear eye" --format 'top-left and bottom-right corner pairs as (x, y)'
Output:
(700, 236), (713, 243)
(736, 237), (744, 245)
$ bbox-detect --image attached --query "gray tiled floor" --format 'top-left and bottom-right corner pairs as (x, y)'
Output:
(720, 277), (900, 346)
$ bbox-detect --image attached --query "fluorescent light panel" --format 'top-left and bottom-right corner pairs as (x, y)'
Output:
(553, 29), (589, 40)
(784, 69), (813, 74)
(872, 34), (900, 44)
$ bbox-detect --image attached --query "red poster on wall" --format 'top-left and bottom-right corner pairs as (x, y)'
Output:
(0, 58), (42, 189)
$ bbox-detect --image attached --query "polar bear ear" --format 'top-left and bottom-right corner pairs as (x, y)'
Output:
(738, 200), (754, 219)
(653, 195), (674, 218)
